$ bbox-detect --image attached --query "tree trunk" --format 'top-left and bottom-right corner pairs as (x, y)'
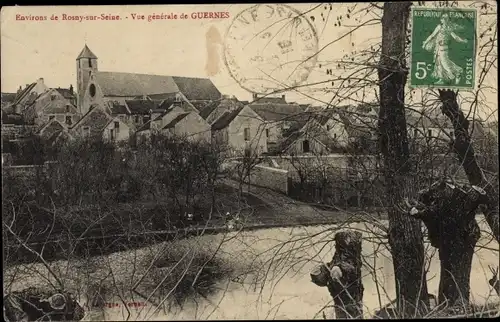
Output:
(310, 231), (364, 319)
(378, 2), (430, 316)
(406, 180), (485, 313)
(438, 89), (499, 243)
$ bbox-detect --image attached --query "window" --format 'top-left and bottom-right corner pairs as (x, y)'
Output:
(333, 133), (337, 139)
(449, 131), (454, 137)
(244, 128), (250, 141)
(89, 84), (96, 97)
(302, 139), (310, 153)
(66, 105), (70, 113)
(88, 58), (92, 68)
(327, 125), (331, 131)
(51, 95), (56, 101)
(65, 116), (72, 125)
(110, 129), (115, 141)
(135, 115), (140, 123)
(265, 129), (269, 138)
(414, 129), (418, 137)
(114, 121), (120, 134)
(83, 126), (90, 137)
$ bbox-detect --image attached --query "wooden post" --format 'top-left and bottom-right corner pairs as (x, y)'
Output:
(311, 230), (364, 319)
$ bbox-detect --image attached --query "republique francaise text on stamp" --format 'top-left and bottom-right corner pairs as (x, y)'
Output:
(410, 7), (477, 90)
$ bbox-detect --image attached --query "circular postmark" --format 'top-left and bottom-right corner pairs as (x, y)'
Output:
(223, 4), (319, 94)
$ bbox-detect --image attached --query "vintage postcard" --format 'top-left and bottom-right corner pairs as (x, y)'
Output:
(1, 3), (498, 321)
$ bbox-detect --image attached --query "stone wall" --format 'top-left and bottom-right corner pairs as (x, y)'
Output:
(226, 161), (289, 194)
(1, 125), (39, 140)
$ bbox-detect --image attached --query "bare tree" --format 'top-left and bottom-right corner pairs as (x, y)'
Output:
(377, 3), (430, 316)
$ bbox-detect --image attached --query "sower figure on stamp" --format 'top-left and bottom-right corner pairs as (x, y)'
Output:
(310, 231), (364, 319)
(422, 13), (468, 85)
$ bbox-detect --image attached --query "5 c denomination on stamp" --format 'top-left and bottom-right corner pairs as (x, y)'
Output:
(223, 4), (319, 94)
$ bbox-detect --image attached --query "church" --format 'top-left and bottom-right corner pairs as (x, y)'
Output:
(76, 44), (222, 116)
(72, 45), (223, 143)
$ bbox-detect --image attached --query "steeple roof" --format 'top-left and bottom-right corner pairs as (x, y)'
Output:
(77, 45), (97, 60)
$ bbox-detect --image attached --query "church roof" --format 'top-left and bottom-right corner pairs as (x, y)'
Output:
(94, 71), (222, 100)
(77, 45), (97, 60)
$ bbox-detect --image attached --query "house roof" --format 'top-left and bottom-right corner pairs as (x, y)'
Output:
(94, 71), (221, 100)
(55, 87), (76, 99)
(211, 105), (246, 131)
(162, 113), (190, 129)
(249, 102), (306, 122)
(107, 101), (130, 115)
(13, 83), (36, 105)
(171, 76), (222, 101)
(39, 118), (66, 136)
(70, 104), (111, 130)
(303, 106), (344, 126)
(125, 99), (161, 115)
(77, 45), (98, 59)
(95, 72), (179, 97)
(252, 96), (287, 104)
(136, 120), (152, 132)
(199, 98), (245, 120)
(198, 101), (220, 119)
(42, 99), (78, 114)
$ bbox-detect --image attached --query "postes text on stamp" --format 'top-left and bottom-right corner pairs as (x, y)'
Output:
(410, 7), (477, 90)
(223, 4), (319, 94)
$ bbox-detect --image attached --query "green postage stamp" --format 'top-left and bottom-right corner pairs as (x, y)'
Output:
(410, 7), (477, 89)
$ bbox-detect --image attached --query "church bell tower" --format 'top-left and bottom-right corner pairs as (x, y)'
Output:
(76, 45), (98, 113)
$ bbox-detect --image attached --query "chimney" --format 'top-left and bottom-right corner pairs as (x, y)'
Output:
(252, 93), (258, 101)
(281, 94), (285, 100)
(17, 86), (22, 93)
(69, 85), (74, 94)
(37, 78), (44, 85)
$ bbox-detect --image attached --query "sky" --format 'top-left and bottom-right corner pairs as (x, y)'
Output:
(1, 3), (497, 120)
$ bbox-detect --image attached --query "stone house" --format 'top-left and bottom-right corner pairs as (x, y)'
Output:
(277, 118), (341, 155)
(22, 87), (80, 127)
(198, 96), (245, 125)
(7, 78), (49, 114)
(38, 118), (74, 148)
(211, 105), (267, 157)
(248, 94), (307, 152)
(136, 105), (210, 143)
(69, 105), (130, 143)
(302, 105), (349, 147)
(101, 116), (131, 143)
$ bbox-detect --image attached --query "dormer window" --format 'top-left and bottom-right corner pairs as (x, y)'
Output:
(51, 95), (56, 101)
